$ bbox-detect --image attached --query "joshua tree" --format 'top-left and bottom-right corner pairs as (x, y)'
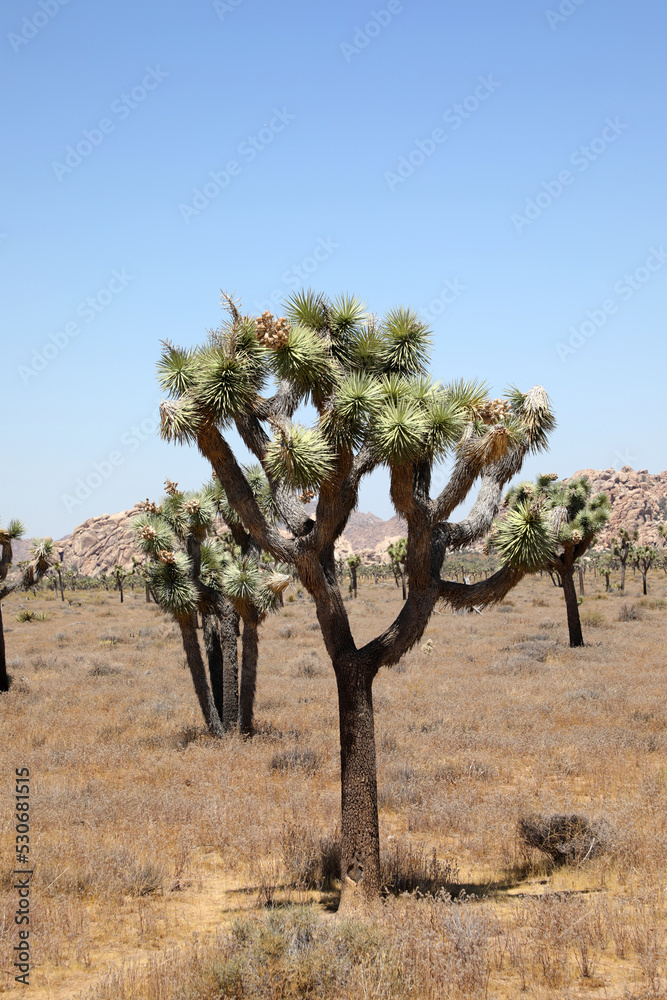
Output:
(387, 538), (407, 599)
(112, 564), (126, 603)
(0, 520), (54, 692)
(611, 527), (637, 593)
(156, 289), (555, 909)
(52, 560), (65, 601)
(633, 544), (657, 596)
(346, 554), (361, 599)
(598, 552), (617, 592)
(134, 480), (286, 735)
(494, 475), (610, 647)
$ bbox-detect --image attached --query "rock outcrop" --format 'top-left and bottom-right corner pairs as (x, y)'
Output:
(10, 467), (667, 576)
(569, 467), (667, 547)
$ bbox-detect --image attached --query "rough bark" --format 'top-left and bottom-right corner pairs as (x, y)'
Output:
(336, 663), (381, 911)
(239, 618), (258, 735)
(220, 601), (240, 731)
(202, 614), (225, 725)
(178, 615), (224, 735)
(642, 571), (648, 596)
(0, 603), (7, 693)
(561, 566), (584, 647)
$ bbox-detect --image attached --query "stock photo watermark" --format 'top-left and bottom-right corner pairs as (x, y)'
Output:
(555, 246), (667, 361)
(545, 0), (588, 31)
(251, 237), (340, 313)
(8, 0), (72, 54)
(420, 278), (467, 322)
(340, 1), (404, 62)
(18, 269), (134, 384)
(178, 108), (296, 223)
(213, 0), (245, 21)
(51, 66), (169, 180)
(511, 117), (628, 234)
(61, 406), (161, 514)
(384, 76), (501, 191)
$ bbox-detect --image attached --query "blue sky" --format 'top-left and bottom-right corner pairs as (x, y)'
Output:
(2, 0), (666, 539)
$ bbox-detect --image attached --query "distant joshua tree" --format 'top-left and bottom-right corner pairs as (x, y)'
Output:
(112, 564), (127, 603)
(633, 544), (657, 596)
(155, 287), (555, 909)
(0, 519), (54, 692)
(494, 475), (610, 647)
(387, 537), (407, 599)
(611, 527), (637, 593)
(346, 554), (361, 599)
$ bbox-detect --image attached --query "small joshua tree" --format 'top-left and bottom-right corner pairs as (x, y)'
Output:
(387, 537), (407, 600)
(611, 527), (637, 593)
(0, 519), (54, 692)
(494, 475), (610, 647)
(633, 544), (657, 596)
(156, 289), (555, 909)
(346, 554), (361, 598)
(112, 564), (126, 603)
(598, 551), (617, 592)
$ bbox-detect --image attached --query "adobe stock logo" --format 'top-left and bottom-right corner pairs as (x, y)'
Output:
(8, 0), (73, 54)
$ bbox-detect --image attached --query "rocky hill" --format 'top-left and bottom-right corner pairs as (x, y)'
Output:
(570, 466), (667, 547)
(7, 467), (667, 576)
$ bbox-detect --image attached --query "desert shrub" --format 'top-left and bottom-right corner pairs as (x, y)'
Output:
(13, 609), (48, 622)
(269, 749), (320, 774)
(618, 603), (642, 621)
(580, 608), (605, 627)
(518, 814), (610, 865)
(88, 659), (124, 678)
(295, 651), (322, 678)
(278, 625), (294, 638)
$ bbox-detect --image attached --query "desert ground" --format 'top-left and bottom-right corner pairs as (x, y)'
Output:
(1, 568), (666, 999)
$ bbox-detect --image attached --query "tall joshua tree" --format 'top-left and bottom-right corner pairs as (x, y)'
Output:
(0, 520), (54, 692)
(387, 537), (407, 600)
(156, 289), (555, 909)
(612, 527), (637, 593)
(494, 475), (610, 647)
(634, 544), (657, 596)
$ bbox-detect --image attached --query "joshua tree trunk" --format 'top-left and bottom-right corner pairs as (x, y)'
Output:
(118, 580), (124, 603)
(178, 615), (224, 736)
(561, 565), (584, 647)
(642, 570), (648, 596)
(350, 565), (358, 598)
(400, 568), (406, 601)
(0, 603), (8, 693)
(336, 663), (381, 910)
(202, 614), (225, 725)
(620, 562), (626, 592)
(57, 567), (64, 601)
(220, 601), (240, 731)
(605, 572), (611, 593)
(578, 564), (585, 597)
(239, 617), (258, 735)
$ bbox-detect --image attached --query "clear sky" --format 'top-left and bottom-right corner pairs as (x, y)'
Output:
(2, 0), (666, 539)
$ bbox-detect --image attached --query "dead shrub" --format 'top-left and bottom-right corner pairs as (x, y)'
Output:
(518, 814), (610, 865)
(618, 602), (642, 621)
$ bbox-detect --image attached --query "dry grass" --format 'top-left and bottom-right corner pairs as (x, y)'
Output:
(1, 570), (666, 997)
